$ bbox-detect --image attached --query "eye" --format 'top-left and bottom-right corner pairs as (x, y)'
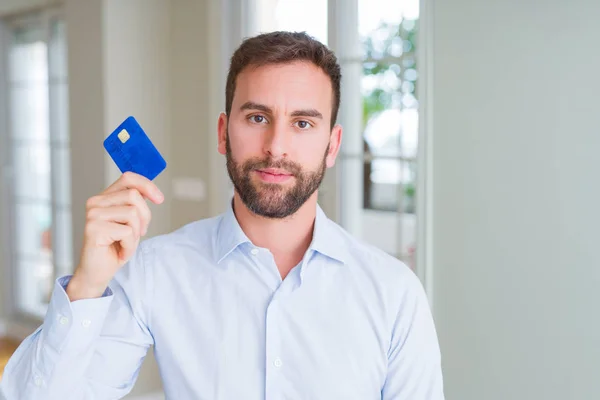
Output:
(248, 115), (268, 124)
(294, 120), (312, 130)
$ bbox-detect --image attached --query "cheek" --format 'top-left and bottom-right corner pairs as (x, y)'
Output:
(292, 142), (328, 169)
(228, 126), (263, 157)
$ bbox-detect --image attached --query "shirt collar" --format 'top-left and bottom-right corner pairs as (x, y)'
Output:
(309, 205), (347, 265)
(215, 200), (252, 264)
(215, 200), (347, 265)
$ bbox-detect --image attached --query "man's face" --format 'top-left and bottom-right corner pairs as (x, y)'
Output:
(218, 61), (342, 219)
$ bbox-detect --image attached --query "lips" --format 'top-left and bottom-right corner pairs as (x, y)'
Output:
(256, 168), (292, 177)
(255, 168), (294, 183)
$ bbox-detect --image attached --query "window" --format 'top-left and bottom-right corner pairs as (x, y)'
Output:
(241, 0), (422, 270)
(359, 0), (419, 213)
(2, 10), (72, 319)
(356, 0), (420, 267)
(251, 0), (328, 45)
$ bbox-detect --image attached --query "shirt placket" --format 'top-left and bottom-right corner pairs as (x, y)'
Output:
(264, 285), (285, 399)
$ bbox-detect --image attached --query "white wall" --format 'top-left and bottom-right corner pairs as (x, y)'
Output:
(430, 1), (600, 399)
(65, 0), (107, 276)
(170, 0), (211, 228)
(102, 0), (172, 238)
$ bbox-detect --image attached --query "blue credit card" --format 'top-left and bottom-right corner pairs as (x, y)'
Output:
(103, 116), (167, 181)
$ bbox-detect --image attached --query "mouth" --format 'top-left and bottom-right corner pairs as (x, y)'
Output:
(255, 168), (294, 183)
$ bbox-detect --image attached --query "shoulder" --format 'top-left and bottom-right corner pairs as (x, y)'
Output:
(123, 214), (225, 278)
(326, 218), (425, 300)
(330, 219), (417, 278)
(113, 214), (223, 299)
(325, 218), (429, 331)
(140, 214), (222, 254)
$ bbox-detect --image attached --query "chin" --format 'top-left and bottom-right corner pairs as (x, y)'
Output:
(253, 178), (292, 190)
(256, 185), (289, 198)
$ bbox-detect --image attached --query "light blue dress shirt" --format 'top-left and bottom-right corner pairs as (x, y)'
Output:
(0, 203), (444, 399)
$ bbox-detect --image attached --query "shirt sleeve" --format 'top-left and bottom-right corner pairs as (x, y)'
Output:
(0, 243), (155, 400)
(381, 273), (445, 400)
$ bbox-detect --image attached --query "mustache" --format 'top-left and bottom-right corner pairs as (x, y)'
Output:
(243, 158), (302, 176)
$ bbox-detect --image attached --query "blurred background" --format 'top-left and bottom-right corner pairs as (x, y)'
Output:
(0, 0), (599, 399)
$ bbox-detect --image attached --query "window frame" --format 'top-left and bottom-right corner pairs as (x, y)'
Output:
(415, 0), (434, 298)
(0, 16), (15, 333)
(0, 6), (70, 328)
(328, 0), (410, 263)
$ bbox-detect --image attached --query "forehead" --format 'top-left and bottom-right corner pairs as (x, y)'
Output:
(232, 61), (333, 116)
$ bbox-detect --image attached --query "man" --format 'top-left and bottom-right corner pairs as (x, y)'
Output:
(0, 31), (444, 399)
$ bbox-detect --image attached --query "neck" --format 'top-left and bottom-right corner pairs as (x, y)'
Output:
(232, 192), (318, 266)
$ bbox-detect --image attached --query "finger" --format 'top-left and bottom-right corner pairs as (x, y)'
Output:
(103, 171), (164, 205)
(117, 230), (139, 263)
(86, 220), (135, 247)
(87, 206), (142, 240)
(87, 189), (152, 235)
(86, 220), (138, 263)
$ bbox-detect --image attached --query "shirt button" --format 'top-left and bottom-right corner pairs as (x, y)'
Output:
(81, 319), (91, 328)
(273, 358), (283, 368)
(34, 375), (43, 386)
(250, 248), (259, 256)
(59, 316), (69, 325)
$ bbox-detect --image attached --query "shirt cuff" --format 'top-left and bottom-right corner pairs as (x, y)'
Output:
(41, 275), (114, 354)
(58, 275), (113, 298)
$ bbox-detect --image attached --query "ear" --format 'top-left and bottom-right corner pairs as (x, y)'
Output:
(217, 113), (228, 155)
(325, 124), (343, 168)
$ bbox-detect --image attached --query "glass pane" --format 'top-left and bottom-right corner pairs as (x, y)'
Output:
(362, 62), (401, 157)
(361, 204), (417, 270)
(9, 30), (47, 83)
(361, 156), (417, 269)
(364, 158), (416, 213)
(13, 144), (52, 202)
(358, 0), (420, 266)
(49, 82), (69, 143)
(53, 146), (72, 205)
(54, 208), (73, 274)
(252, 0), (328, 45)
(49, 19), (68, 80)
(365, 158), (400, 211)
(359, 0), (419, 158)
(402, 160), (417, 214)
(10, 84), (50, 141)
(359, 0), (419, 60)
(7, 18), (73, 318)
(362, 67), (418, 158)
(15, 202), (53, 259)
(15, 258), (53, 317)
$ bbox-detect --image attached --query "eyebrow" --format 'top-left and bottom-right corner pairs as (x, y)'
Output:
(291, 109), (323, 119)
(240, 101), (272, 114)
(240, 101), (323, 119)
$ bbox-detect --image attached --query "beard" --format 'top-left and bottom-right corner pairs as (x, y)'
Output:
(225, 133), (328, 219)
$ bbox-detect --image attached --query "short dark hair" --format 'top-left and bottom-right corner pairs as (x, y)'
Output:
(226, 31), (342, 129)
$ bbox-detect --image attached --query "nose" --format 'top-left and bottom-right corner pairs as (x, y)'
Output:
(263, 121), (290, 159)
